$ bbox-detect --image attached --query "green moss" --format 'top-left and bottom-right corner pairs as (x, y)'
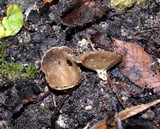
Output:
(1, 61), (37, 82)
(38, 105), (51, 114)
(0, 41), (37, 83)
(0, 0), (8, 7)
(0, 41), (9, 56)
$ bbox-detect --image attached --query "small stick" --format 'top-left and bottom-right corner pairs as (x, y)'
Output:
(86, 36), (96, 51)
(108, 76), (125, 109)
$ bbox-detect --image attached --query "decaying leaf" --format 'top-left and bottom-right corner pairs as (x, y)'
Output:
(41, 0), (53, 7)
(89, 112), (120, 129)
(90, 99), (160, 129)
(91, 33), (111, 49)
(21, 92), (49, 104)
(113, 39), (160, 92)
(41, 46), (81, 90)
(119, 99), (160, 121)
(60, 0), (107, 27)
(90, 120), (107, 129)
(0, 4), (24, 39)
(43, 0), (53, 4)
(76, 50), (122, 80)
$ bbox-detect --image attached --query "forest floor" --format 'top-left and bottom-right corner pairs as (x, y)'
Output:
(0, 0), (160, 129)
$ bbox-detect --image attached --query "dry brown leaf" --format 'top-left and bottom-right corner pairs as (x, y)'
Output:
(119, 99), (160, 121)
(60, 0), (107, 27)
(21, 92), (49, 104)
(91, 33), (112, 51)
(89, 99), (160, 129)
(89, 120), (107, 129)
(113, 39), (160, 92)
(42, 0), (53, 7)
(89, 113), (119, 129)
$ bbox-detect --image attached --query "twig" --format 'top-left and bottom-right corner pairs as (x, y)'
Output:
(86, 36), (96, 51)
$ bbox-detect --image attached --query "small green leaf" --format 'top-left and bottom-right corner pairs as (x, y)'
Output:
(111, 0), (147, 10)
(0, 22), (5, 38)
(111, 0), (136, 10)
(0, 4), (24, 39)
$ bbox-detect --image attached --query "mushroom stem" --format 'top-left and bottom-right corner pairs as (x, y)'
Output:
(96, 70), (108, 81)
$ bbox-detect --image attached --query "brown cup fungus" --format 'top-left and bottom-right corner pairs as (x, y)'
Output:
(76, 51), (122, 80)
(41, 46), (81, 90)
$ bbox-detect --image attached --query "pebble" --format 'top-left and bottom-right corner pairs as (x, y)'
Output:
(85, 105), (92, 111)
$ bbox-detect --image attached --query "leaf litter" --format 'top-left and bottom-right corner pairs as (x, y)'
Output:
(113, 39), (160, 92)
(90, 98), (160, 129)
(0, 4), (24, 39)
(0, 0), (160, 129)
(60, 0), (107, 27)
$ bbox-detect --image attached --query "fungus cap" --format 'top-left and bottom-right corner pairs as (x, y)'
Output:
(77, 51), (122, 71)
(41, 46), (81, 90)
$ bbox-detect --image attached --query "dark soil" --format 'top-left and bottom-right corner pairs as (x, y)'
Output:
(0, 0), (160, 129)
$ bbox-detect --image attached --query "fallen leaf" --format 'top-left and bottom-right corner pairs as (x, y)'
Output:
(113, 39), (160, 92)
(90, 99), (160, 129)
(13, 103), (24, 114)
(91, 32), (112, 50)
(110, 0), (147, 10)
(89, 112), (119, 129)
(119, 99), (160, 121)
(110, 0), (136, 10)
(60, 0), (107, 27)
(90, 120), (107, 129)
(0, 4), (24, 39)
(21, 92), (49, 104)
(41, 0), (53, 7)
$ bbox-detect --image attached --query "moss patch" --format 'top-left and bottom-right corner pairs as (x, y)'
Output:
(1, 61), (37, 82)
(0, 41), (37, 84)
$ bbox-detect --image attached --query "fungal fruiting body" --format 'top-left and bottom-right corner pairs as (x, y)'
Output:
(76, 51), (122, 80)
(41, 46), (122, 89)
(41, 46), (81, 90)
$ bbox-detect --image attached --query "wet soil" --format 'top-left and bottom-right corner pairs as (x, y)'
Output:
(0, 0), (160, 129)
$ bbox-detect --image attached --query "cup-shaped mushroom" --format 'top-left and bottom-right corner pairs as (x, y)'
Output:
(77, 51), (122, 71)
(76, 51), (122, 80)
(41, 46), (81, 90)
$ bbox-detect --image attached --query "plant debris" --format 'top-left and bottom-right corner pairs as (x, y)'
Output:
(90, 98), (160, 129)
(110, 0), (147, 10)
(113, 39), (160, 92)
(0, 0), (160, 129)
(60, 0), (107, 27)
(0, 4), (24, 39)
(119, 98), (160, 121)
(42, 0), (53, 7)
